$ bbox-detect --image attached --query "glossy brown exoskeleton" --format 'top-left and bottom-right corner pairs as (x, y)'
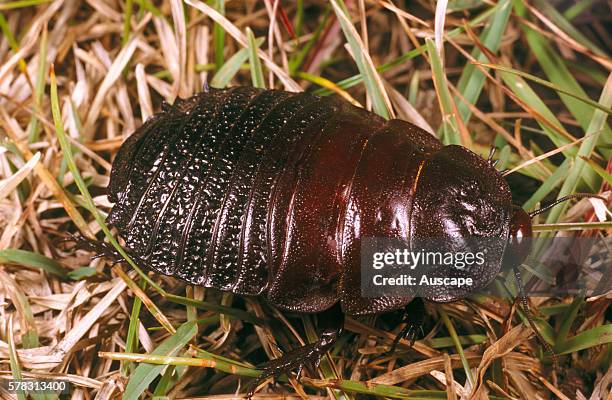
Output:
(103, 86), (550, 397)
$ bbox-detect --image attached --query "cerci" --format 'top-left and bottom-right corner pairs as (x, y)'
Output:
(104, 86), (534, 396)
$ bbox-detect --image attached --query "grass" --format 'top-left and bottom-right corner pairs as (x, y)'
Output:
(0, 0), (610, 399)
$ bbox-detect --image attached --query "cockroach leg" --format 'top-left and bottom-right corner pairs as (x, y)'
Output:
(68, 234), (125, 264)
(295, 364), (304, 383)
(513, 266), (559, 369)
(487, 146), (497, 164)
(246, 304), (344, 398)
(386, 298), (425, 355)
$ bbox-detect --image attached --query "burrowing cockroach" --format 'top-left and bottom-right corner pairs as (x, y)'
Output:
(92, 85), (596, 397)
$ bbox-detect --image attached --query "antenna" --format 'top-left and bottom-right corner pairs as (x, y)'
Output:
(528, 193), (606, 218)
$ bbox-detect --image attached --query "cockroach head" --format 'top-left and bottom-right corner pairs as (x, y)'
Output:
(503, 206), (533, 269)
(407, 145), (514, 301)
(410, 145), (513, 240)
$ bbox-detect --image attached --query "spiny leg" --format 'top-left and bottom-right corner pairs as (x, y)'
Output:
(513, 266), (558, 368)
(63, 233), (125, 264)
(246, 303), (344, 398)
(487, 146), (496, 163)
(386, 298), (426, 355)
(487, 146), (501, 169)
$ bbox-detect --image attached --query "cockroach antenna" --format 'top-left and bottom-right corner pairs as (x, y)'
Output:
(528, 193), (607, 218)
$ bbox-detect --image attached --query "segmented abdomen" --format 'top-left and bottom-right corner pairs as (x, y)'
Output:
(108, 87), (442, 314)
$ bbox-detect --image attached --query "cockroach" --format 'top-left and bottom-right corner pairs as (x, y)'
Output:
(88, 85), (599, 397)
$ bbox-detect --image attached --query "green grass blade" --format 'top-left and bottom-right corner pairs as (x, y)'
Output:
(66, 267), (97, 280)
(555, 296), (583, 344)
(246, 27), (265, 89)
(50, 69), (104, 218)
(455, 0), (512, 123)
(555, 324), (612, 354)
(122, 321), (198, 399)
(519, 22), (611, 158)
(545, 75), (612, 224)
(164, 293), (262, 325)
(134, 0), (164, 18)
(113, 350), (472, 400)
(103, 351), (260, 377)
(192, 345), (252, 368)
(424, 334), (488, 348)
(2, 272), (40, 349)
(563, 0), (597, 20)
(497, 144), (511, 170)
(408, 70), (419, 105)
(438, 306), (474, 386)
(113, 265), (175, 333)
(426, 39), (462, 145)
(313, 46), (425, 97)
(213, 0), (225, 70)
(0, 12), (19, 51)
(475, 62), (612, 116)
(123, 279), (146, 376)
(289, 6), (330, 75)
(496, 68), (575, 155)
(0, 0), (51, 10)
(533, 0), (606, 56)
(122, 0), (134, 46)
(330, 0), (392, 119)
(314, 4), (500, 97)
(152, 365), (176, 397)
(580, 156), (612, 185)
(0, 11), (28, 74)
(7, 317), (27, 400)
(522, 159), (570, 212)
(448, 0), (486, 11)
(294, 0), (304, 35)
(302, 378), (451, 399)
(567, 60), (608, 85)
(0, 248), (67, 278)
(210, 37), (263, 88)
(26, 23), (48, 143)
(50, 65), (172, 295)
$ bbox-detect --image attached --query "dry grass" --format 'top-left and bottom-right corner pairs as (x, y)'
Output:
(0, 0), (611, 399)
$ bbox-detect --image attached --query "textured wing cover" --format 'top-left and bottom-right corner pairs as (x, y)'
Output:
(108, 87), (445, 314)
(109, 88), (333, 294)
